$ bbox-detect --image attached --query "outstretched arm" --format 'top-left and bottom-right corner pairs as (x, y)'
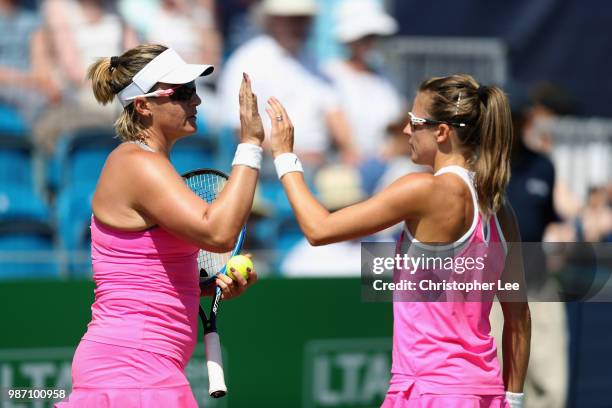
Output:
(265, 97), (432, 245)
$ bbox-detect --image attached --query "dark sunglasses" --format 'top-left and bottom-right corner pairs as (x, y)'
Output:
(168, 82), (197, 102)
(126, 81), (198, 103)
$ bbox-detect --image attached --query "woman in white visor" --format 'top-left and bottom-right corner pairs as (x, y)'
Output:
(56, 44), (264, 407)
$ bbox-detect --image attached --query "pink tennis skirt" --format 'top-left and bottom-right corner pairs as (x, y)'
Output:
(381, 390), (510, 408)
(55, 340), (198, 408)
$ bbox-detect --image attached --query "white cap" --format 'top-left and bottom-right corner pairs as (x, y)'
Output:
(335, 0), (398, 43)
(261, 0), (318, 16)
(117, 48), (214, 107)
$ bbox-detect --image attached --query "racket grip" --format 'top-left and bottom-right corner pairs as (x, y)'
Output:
(204, 331), (227, 398)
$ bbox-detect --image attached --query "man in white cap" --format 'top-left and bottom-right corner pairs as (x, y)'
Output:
(218, 0), (359, 166)
(322, 0), (404, 158)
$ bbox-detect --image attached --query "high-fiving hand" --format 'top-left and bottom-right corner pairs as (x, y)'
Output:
(238, 73), (264, 146)
(265, 97), (295, 158)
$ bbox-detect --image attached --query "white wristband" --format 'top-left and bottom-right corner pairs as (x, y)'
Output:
(505, 392), (524, 408)
(232, 143), (263, 170)
(274, 153), (303, 179)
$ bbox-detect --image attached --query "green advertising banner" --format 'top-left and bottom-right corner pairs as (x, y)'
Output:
(0, 278), (393, 408)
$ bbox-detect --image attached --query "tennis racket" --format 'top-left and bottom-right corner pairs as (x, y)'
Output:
(182, 168), (246, 398)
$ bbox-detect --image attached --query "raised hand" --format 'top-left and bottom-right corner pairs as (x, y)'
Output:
(265, 97), (294, 158)
(239, 73), (264, 145)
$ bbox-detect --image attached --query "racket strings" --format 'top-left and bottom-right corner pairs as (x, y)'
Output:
(184, 172), (232, 276)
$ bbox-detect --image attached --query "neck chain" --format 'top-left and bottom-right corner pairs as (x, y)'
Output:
(127, 140), (155, 152)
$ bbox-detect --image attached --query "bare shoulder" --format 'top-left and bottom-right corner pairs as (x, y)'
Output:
(93, 144), (187, 226)
(388, 172), (436, 195)
(401, 170), (470, 211)
(97, 144), (187, 205)
(104, 144), (176, 181)
(379, 172), (437, 216)
(430, 170), (473, 195)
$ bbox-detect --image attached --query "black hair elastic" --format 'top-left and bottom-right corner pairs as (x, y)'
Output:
(109, 56), (120, 71)
(476, 85), (489, 102)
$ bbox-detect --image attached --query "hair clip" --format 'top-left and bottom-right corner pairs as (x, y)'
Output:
(455, 92), (462, 116)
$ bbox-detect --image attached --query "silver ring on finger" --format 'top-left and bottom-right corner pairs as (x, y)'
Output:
(276, 115), (283, 122)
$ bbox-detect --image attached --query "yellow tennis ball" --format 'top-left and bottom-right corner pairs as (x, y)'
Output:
(226, 255), (252, 281)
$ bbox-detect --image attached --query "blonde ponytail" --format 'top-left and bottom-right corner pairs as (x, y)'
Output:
(87, 57), (116, 105)
(86, 44), (168, 141)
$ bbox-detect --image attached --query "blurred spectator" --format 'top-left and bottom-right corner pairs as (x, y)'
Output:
(0, 0), (60, 123)
(523, 81), (576, 154)
(43, 0), (138, 103)
(33, 0), (139, 153)
(217, 0), (359, 167)
(281, 164), (365, 276)
(116, 0), (157, 37)
(217, 0), (261, 56)
(506, 82), (561, 244)
(358, 113), (430, 239)
(367, 114), (430, 194)
(322, 0), (403, 157)
(523, 81), (582, 219)
(119, 0), (221, 67)
(576, 186), (612, 243)
(491, 80), (568, 408)
(119, 0), (223, 127)
(526, 82), (576, 150)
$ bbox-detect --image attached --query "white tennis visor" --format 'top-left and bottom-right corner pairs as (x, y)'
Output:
(117, 48), (214, 107)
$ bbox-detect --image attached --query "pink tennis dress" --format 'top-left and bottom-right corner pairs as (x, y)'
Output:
(381, 166), (511, 408)
(56, 216), (201, 407)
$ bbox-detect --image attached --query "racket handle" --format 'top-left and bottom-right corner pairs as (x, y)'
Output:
(204, 331), (227, 398)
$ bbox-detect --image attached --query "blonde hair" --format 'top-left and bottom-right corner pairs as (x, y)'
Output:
(419, 74), (513, 213)
(87, 44), (168, 142)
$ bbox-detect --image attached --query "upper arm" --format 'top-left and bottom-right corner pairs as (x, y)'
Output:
(136, 156), (205, 226)
(312, 173), (434, 244)
(121, 153), (225, 250)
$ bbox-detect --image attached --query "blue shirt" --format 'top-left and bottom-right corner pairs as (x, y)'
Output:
(0, 7), (41, 71)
